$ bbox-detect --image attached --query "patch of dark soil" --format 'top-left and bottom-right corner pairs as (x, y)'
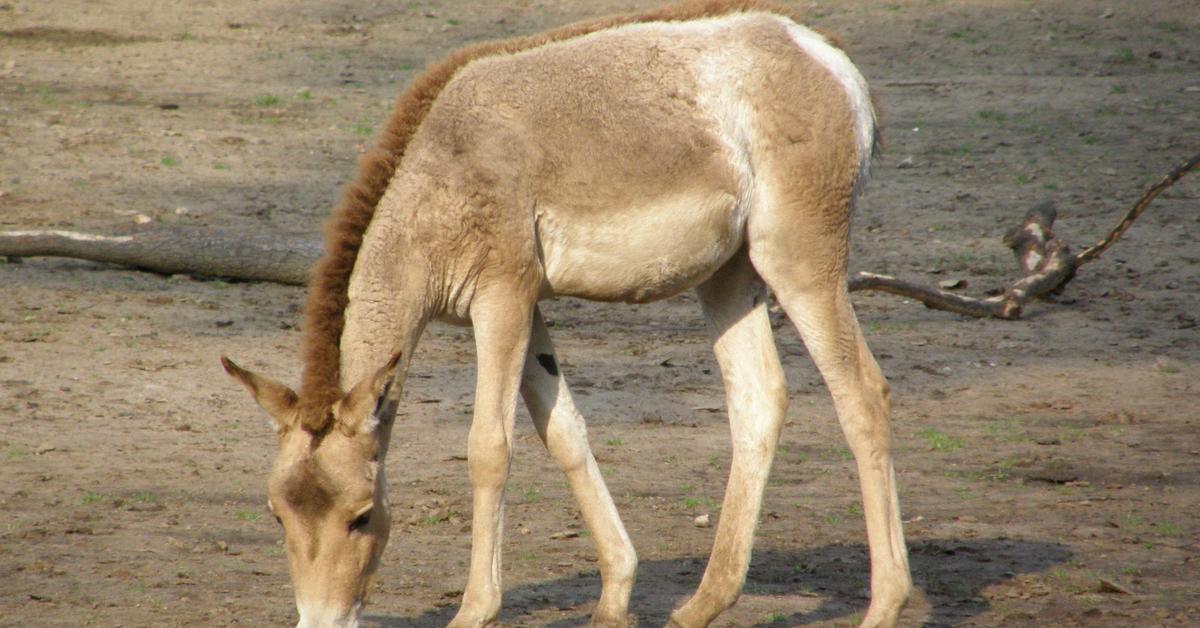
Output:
(0, 26), (154, 47)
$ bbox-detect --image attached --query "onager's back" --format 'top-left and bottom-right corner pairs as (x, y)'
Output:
(224, 4), (912, 628)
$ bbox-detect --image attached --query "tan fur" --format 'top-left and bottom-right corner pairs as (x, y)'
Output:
(297, 0), (807, 432)
(229, 3), (913, 627)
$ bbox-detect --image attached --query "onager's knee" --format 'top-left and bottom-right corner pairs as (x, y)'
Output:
(835, 372), (893, 454)
(544, 418), (589, 473)
(601, 546), (638, 583)
(863, 360), (891, 408)
(468, 428), (512, 488)
(729, 380), (787, 460)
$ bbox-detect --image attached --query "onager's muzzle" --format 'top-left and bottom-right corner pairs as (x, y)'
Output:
(287, 501), (391, 628)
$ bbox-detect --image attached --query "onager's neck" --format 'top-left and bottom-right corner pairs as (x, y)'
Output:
(339, 260), (434, 398)
(296, 243), (435, 433)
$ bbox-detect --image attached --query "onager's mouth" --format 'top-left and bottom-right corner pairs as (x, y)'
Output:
(296, 600), (363, 628)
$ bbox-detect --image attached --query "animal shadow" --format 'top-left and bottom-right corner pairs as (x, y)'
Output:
(365, 538), (1071, 627)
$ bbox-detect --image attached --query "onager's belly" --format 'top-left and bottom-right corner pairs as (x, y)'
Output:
(536, 186), (744, 303)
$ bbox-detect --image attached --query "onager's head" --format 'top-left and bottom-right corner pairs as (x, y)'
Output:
(221, 354), (402, 628)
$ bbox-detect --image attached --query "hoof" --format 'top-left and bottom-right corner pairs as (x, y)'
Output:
(589, 611), (636, 627)
(666, 610), (698, 628)
(857, 598), (906, 628)
(447, 611), (500, 628)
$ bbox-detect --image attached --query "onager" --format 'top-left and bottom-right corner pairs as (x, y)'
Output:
(222, 1), (912, 626)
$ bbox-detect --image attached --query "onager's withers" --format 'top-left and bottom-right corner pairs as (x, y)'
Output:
(222, 2), (912, 626)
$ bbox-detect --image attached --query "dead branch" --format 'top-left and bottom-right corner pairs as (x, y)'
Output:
(848, 272), (1015, 318)
(849, 151), (1199, 319)
(2, 153), (1196, 318)
(0, 224), (319, 285)
(1074, 151), (1200, 265)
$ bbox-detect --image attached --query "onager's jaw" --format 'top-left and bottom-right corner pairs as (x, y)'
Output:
(221, 353), (403, 628)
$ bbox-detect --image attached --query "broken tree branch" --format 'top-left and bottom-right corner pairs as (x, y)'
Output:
(0, 224), (319, 285)
(2, 153), (1196, 319)
(1074, 151), (1200, 266)
(849, 151), (1199, 319)
(847, 272), (1013, 318)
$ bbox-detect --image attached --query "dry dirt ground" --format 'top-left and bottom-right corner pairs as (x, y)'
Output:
(2, 1), (1198, 626)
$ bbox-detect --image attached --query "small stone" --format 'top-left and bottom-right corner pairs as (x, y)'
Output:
(1097, 577), (1133, 595)
(1155, 356), (1179, 373)
(133, 214), (154, 224)
(1097, 410), (1134, 425)
(693, 514), (711, 528)
(938, 278), (967, 290)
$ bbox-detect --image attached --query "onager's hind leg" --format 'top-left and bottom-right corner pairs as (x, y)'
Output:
(521, 307), (636, 626)
(751, 219), (912, 627)
(451, 285), (536, 628)
(669, 252), (789, 627)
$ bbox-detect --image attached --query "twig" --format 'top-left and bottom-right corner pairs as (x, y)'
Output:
(1075, 151), (1200, 265)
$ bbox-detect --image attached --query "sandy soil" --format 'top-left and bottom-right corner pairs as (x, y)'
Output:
(2, 1), (1198, 626)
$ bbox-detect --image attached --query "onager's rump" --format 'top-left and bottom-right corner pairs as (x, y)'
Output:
(223, 4), (911, 628)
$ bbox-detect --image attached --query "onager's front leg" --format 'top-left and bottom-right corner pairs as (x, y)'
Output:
(450, 288), (535, 628)
(520, 307), (637, 626)
(670, 254), (789, 627)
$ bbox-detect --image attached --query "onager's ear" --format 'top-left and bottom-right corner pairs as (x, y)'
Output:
(221, 357), (298, 432)
(336, 352), (403, 436)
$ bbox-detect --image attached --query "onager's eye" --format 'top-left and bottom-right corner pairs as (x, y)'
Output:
(349, 509), (372, 533)
(273, 514), (283, 526)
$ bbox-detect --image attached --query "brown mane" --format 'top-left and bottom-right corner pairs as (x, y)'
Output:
(296, 0), (806, 431)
